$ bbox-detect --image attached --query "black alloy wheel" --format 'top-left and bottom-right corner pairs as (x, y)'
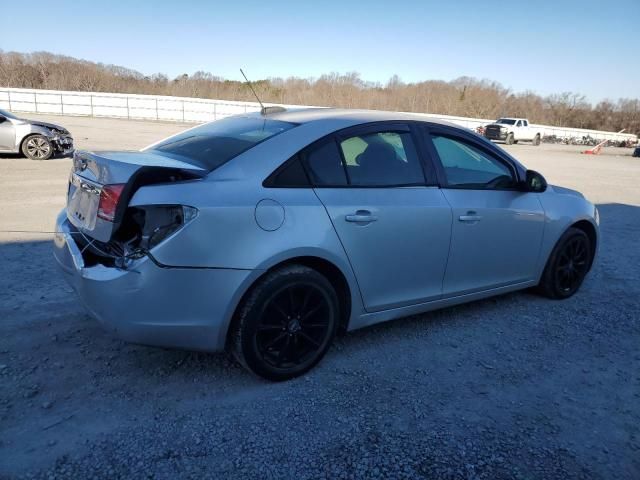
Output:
(230, 265), (339, 381)
(538, 227), (592, 299)
(554, 235), (590, 295)
(256, 283), (332, 369)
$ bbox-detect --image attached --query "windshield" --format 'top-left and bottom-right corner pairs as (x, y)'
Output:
(496, 119), (516, 125)
(148, 116), (297, 171)
(0, 108), (20, 120)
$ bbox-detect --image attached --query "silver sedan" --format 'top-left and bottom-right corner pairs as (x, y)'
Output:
(0, 108), (74, 159)
(53, 109), (599, 381)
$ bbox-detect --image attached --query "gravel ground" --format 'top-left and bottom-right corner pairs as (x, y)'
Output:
(1, 114), (639, 479)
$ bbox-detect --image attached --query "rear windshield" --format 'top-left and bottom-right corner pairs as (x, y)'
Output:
(496, 119), (516, 125)
(148, 116), (297, 171)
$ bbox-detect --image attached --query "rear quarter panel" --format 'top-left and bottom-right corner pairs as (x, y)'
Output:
(129, 177), (365, 315)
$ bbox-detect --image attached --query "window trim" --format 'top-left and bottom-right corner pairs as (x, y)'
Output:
(264, 121), (436, 189)
(263, 120), (518, 190)
(424, 126), (523, 191)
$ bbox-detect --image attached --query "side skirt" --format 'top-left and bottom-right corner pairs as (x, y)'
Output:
(348, 280), (537, 331)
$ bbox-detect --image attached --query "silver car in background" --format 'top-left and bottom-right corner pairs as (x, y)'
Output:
(0, 108), (74, 159)
(53, 109), (599, 381)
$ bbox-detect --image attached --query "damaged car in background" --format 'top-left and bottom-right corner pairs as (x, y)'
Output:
(0, 108), (74, 160)
(54, 109), (599, 381)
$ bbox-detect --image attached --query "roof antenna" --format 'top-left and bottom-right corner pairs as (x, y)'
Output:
(240, 68), (286, 116)
(240, 68), (264, 111)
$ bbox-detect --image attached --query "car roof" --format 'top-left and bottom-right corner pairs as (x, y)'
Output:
(260, 107), (461, 129)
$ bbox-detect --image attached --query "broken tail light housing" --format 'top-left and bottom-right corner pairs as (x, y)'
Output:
(144, 205), (198, 250)
(97, 184), (126, 222)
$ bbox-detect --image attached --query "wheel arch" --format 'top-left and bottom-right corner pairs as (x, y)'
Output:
(570, 219), (598, 270)
(225, 254), (358, 349)
(19, 132), (53, 156)
(19, 133), (40, 152)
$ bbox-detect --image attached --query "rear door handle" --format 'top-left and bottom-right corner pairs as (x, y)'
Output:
(345, 210), (378, 223)
(459, 211), (482, 222)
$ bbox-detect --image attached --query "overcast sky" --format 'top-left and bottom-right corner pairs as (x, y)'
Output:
(2, 0), (638, 102)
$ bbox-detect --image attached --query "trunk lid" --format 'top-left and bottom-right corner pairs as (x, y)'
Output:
(67, 150), (205, 243)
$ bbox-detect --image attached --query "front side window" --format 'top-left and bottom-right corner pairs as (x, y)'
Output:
(432, 135), (515, 189)
(148, 116), (297, 171)
(338, 131), (424, 186)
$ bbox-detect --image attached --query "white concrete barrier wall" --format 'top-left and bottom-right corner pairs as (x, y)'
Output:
(0, 87), (636, 142)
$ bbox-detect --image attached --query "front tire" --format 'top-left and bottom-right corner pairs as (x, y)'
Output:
(505, 133), (514, 145)
(537, 228), (592, 299)
(229, 265), (339, 381)
(22, 135), (53, 160)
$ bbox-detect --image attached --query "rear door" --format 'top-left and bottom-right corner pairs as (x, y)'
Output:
(423, 126), (545, 296)
(306, 123), (452, 312)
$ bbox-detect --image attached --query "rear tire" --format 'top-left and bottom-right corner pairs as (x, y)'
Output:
(22, 135), (53, 160)
(533, 134), (541, 146)
(537, 228), (592, 299)
(505, 133), (514, 145)
(229, 265), (339, 381)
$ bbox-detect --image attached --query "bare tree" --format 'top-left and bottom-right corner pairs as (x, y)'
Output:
(0, 50), (637, 134)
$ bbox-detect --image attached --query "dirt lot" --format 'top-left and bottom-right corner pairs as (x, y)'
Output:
(1, 114), (639, 479)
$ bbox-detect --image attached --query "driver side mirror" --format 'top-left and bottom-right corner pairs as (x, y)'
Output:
(524, 170), (547, 193)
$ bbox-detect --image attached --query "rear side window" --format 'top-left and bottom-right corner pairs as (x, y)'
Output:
(304, 140), (348, 186)
(339, 131), (424, 186)
(148, 116), (297, 171)
(264, 156), (310, 187)
(432, 135), (515, 189)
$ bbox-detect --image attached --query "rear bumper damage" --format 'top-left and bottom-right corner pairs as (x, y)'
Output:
(53, 210), (252, 352)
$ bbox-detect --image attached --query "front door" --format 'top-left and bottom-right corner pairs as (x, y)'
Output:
(303, 124), (452, 312)
(427, 131), (545, 296)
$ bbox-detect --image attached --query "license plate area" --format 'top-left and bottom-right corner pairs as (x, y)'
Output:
(67, 173), (101, 231)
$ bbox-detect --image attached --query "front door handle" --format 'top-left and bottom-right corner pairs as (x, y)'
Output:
(345, 210), (378, 223)
(459, 211), (482, 222)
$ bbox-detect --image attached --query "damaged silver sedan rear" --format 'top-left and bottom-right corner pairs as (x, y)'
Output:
(54, 109), (598, 381)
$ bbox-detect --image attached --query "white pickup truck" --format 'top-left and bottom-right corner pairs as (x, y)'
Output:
(483, 118), (543, 146)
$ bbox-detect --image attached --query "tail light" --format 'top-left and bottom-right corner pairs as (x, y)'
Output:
(97, 184), (125, 222)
